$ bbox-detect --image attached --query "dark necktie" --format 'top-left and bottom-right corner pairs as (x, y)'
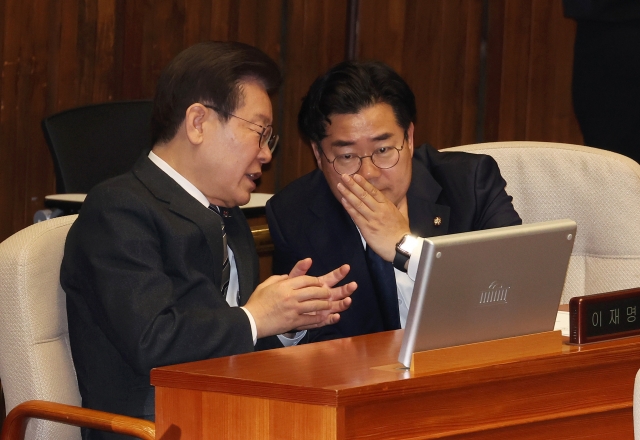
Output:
(209, 205), (230, 297)
(365, 244), (401, 330)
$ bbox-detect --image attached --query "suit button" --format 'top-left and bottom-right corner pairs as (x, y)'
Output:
(434, 216), (442, 226)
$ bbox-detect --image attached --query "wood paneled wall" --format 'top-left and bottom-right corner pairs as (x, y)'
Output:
(0, 0), (581, 242)
(358, 0), (485, 151)
(485, 0), (582, 143)
(278, 0), (349, 188)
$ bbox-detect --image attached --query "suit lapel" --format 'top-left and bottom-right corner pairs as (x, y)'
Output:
(407, 147), (451, 237)
(133, 156), (225, 289)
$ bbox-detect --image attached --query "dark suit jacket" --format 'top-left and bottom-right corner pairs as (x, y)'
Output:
(266, 144), (522, 342)
(61, 155), (281, 438)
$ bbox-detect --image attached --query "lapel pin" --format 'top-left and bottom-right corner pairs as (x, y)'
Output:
(433, 216), (442, 227)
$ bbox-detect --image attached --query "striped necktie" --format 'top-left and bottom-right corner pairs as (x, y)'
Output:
(209, 205), (230, 297)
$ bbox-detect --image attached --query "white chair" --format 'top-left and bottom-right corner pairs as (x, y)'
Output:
(0, 216), (154, 440)
(443, 141), (640, 304)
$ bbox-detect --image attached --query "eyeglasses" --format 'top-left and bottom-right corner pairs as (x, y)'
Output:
(319, 139), (405, 175)
(204, 105), (279, 153)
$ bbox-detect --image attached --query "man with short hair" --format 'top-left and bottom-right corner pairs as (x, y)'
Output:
(266, 60), (521, 342)
(61, 41), (355, 439)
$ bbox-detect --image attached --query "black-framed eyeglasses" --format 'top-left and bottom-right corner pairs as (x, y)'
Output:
(204, 105), (279, 153)
(319, 139), (405, 175)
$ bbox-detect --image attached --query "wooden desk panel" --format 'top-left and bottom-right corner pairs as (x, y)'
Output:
(0, 381), (5, 431)
(152, 331), (640, 439)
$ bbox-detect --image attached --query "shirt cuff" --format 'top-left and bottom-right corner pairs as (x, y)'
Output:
(407, 238), (425, 281)
(277, 330), (307, 347)
(240, 307), (258, 345)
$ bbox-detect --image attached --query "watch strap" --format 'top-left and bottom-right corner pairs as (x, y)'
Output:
(393, 251), (410, 272)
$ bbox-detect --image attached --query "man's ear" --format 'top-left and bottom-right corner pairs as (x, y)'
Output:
(184, 103), (208, 145)
(311, 142), (323, 169)
(407, 122), (415, 157)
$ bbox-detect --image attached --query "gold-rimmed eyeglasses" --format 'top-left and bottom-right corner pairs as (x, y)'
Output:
(319, 139), (405, 175)
(204, 105), (279, 153)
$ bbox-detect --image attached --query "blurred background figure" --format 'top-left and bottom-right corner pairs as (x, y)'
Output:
(564, 0), (640, 163)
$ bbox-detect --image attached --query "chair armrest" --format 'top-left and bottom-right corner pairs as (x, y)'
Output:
(0, 400), (155, 440)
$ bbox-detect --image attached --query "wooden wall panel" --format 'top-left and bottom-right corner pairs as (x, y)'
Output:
(1, 0), (15, 235)
(278, 0), (348, 189)
(0, 1), (23, 241)
(358, 0), (408, 71)
(357, 0), (484, 149)
(484, 0), (583, 144)
(0, 0), (57, 240)
(527, 0), (582, 143)
(21, 0), (54, 240)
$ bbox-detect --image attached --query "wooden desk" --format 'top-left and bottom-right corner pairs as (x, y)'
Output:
(0, 381), (5, 431)
(151, 330), (640, 439)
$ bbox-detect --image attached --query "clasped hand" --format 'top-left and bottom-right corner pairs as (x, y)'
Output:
(336, 173), (410, 262)
(245, 258), (356, 338)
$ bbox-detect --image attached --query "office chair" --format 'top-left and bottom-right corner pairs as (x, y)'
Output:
(41, 100), (154, 194)
(0, 216), (155, 440)
(443, 141), (640, 304)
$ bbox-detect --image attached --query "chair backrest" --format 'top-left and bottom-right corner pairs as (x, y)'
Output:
(443, 141), (640, 304)
(0, 215), (81, 440)
(42, 100), (153, 194)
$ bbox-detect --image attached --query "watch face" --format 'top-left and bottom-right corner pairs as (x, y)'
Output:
(398, 235), (419, 254)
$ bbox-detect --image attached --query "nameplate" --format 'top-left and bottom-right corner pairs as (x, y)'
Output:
(410, 331), (563, 374)
(569, 287), (640, 344)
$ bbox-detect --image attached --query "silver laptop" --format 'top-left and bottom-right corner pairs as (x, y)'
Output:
(398, 219), (576, 367)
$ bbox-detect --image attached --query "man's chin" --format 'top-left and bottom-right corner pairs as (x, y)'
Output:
(236, 192), (252, 207)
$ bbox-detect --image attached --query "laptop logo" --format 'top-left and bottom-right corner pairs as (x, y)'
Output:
(479, 281), (509, 304)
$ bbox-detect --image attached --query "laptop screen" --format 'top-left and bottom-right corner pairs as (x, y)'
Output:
(398, 219), (576, 367)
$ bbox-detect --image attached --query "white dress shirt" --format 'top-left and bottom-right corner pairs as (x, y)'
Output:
(148, 151), (304, 346)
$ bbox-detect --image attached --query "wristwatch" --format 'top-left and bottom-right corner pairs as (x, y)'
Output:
(393, 234), (419, 272)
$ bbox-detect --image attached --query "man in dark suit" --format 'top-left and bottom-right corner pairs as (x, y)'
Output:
(266, 61), (521, 342)
(61, 41), (355, 439)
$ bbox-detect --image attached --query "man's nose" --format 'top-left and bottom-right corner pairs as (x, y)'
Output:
(258, 145), (272, 164)
(358, 156), (380, 179)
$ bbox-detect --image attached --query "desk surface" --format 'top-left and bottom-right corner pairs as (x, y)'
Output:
(151, 330), (640, 439)
(44, 193), (273, 218)
(45, 192), (273, 209)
